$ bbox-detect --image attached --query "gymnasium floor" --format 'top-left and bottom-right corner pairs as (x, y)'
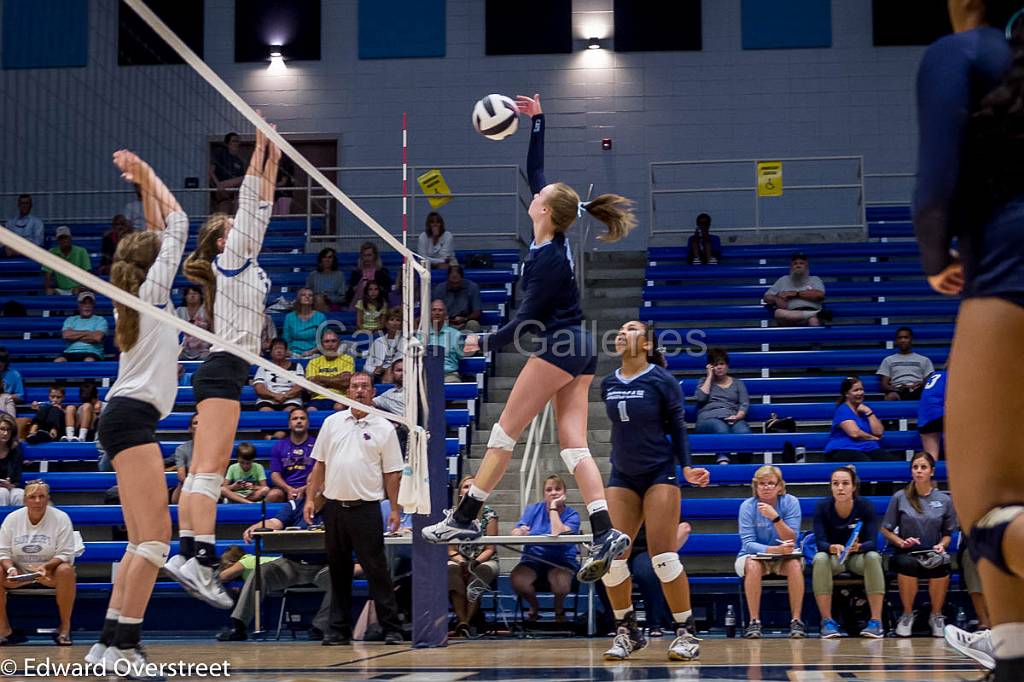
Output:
(0, 638), (987, 681)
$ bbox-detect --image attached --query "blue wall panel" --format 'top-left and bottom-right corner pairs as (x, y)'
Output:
(742, 0), (832, 50)
(359, 0), (445, 59)
(2, 0), (89, 69)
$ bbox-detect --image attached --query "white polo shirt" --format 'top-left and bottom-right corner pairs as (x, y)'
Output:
(310, 408), (403, 502)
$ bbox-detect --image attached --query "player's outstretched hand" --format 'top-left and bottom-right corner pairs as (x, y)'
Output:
(515, 94), (542, 117)
(112, 150), (151, 186)
(927, 261), (964, 296)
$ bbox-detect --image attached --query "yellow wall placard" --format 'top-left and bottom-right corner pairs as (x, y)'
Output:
(757, 161), (783, 197)
(417, 168), (452, 209)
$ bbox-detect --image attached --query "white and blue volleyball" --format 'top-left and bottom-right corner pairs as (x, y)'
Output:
(472, 94), (519, 141)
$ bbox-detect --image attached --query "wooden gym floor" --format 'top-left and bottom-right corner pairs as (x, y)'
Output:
(0, 637), (988, 680)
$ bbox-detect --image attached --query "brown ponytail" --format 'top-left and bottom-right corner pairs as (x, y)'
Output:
(544, 183), (638, 243)
(110, 231), (161, 352)
(183, 214), (230, 328)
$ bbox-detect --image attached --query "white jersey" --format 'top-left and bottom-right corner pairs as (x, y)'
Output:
(106, 211), (189, 418)
(211, 174), (272, 356)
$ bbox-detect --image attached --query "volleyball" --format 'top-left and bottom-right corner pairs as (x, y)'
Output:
(472, 94), (519, 140)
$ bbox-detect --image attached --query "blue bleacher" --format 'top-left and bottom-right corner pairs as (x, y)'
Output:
(868, 222), (914, 239)
(648, 242), (921, 264)
(643, 281), (938, 302)
(665, 348), (946, 371)
(685, 401), (917, 424)
(645, 262), (923, 282)
(0, 503), (288, 525)
(644, 300), (958, 323)
(656, 323), (954, 346)
(687, 431), (920, 452)
(680, 375), (884, 399)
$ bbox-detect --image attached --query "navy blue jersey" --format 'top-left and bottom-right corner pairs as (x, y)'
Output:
(917, 370), (946, 426)
(488, 114), (585, 350)
(602, 364), (691, 475)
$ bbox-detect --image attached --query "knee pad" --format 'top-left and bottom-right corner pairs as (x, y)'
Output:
(652, 551), (684, 583)
(560, 448), (591, 474)
(968, 504), (1024, 575)
(190, 473), (224, 501)
(134, 541), (171, 569)
(182, 474), (194, 494)
(601, 559), (630, 588)
(124, 543), (138, 556)
(487, 423), (517, 451)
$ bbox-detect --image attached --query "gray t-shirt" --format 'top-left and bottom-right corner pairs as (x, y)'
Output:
(694, 378), (750, 422)
(174, 441), (194, 470)
(431, 279), (482, 319)
(882, 488), (958, 549)
(876, 352), (935, 388)
(765, 275), (826, 311)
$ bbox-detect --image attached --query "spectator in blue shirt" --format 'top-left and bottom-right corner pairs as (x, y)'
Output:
(0, 348), (24, 404)
(687, 213), (721, 265)
(426, 299), (468, 382)
(735, 465), (804, 639)
(510, 474), (580, 622)
(55, 292), (108, 362)
(283, 288), (327, 358)
(824, 377), (887, 461)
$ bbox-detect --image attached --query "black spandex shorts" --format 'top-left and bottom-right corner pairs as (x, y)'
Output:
(97, 397), (161, 458)
(534, 327), (597, 377)
(889, 551), (951, 580)
(607, 463), (680, 496)
(192, 352), (250, 403)
(963, 199), (1024, 310)
(918, 417), (944, 435)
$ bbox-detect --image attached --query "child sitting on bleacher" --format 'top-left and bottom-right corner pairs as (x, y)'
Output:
(221, 443), (270, 504)
(25, 384), (67, 445)
(64, 381), (102, 443)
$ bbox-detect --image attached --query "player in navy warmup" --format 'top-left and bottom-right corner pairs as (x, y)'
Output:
(914, 2), (1024, 678)
(423, 94), (637, 583)
(599, 321), (710, 662)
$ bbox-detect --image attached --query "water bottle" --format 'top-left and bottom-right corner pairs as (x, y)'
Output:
(956, 607), (968, 630)
(725, 604), (737, 638)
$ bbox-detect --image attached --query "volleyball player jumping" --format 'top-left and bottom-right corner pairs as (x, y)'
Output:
(914, 3), (1024, 679)
(600, 320), (710, 662)
(85, 151), (189, 673)
(423, 94), (636, 582)
(164, 123), (279, 607)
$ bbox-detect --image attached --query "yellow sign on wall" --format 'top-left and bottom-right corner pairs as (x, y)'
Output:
(757, 161), (783, 197)
(417, 169), (452, 209)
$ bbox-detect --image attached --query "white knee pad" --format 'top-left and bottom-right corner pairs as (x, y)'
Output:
(124, 543), (138, 557)
(190, 473), (224, 501)
(182, 474), (195, 494)
(652, 551), (684, 583)
(487, 423), (517, 451)
(600, 559), (630, 588)
(560, 448), (591, 474)
(134, 541), (171, 569)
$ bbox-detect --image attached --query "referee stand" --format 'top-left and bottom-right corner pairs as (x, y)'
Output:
(411, 345), (450, 648)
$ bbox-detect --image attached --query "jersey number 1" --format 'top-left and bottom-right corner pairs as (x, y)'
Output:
(617, 400), (629, 422)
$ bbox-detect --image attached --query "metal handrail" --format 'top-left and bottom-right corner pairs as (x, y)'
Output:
(519, 401), (552, 512)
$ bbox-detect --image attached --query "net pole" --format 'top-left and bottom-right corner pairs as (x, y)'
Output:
(121, 0), (428, 277)
(0, 228), (412, 428)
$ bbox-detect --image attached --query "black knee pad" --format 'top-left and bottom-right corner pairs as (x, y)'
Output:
(968, 504), (1024, 575)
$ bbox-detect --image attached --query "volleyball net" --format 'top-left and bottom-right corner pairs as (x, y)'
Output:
(0, 1), (435, 505)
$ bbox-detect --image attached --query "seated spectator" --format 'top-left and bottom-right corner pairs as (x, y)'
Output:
(687, 213), (721, 265)
(253, 338), (305, 413)
(824, 377), (888, 462)
(877, 327), (935, 401)
(427, 299), (465, 383)
(365, 310), (407, 384)
(26, 385), (67, 444)
(283, 288), (326, 358)
(221, 443), (270, 504)
(43, 226), (92, 295)
(305, 247), (346, 312)
(763, 253), (826, 327)
(917, 369), (946, 459)
(176, 285), (212, 360)
(627, 519), (691, 637)
(0, 347), (24, 404)
(432, 264), (482, 333)
(694, 347), (751, 464)
(0, 414), (24, 506)
(217, 498), (330, 641)
(356, 281), (388, 333)
(736, 466), (804, 639)
(64, 381), (102, 442)
(209, 132), (246, 213)
(0, 480), (78, 645)
(261, 312), (277, 356)
(510, 474), (580, 622)
(343, 242), (392, 310)
(267, 409), (316, 503)
(812, 466), (885, 639)
(170, 412), (198, 504)
(373, 360), (406, 416)
(99, 214), (134, 276)
(122, 184), (144, 230)
(881, 452), (957, 638)
(5, 194), (44, 256)
(448, 475), (499, 638)
(418, 211), (454, 270)
(306, 329), (355, 411)
(55, 291), (107, 362)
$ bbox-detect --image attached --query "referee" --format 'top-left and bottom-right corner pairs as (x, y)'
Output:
(304, 371), (404, 645)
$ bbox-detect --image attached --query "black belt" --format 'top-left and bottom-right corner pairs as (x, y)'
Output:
(331, 499), (374, 508)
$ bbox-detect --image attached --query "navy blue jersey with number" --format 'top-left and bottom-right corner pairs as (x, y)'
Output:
(601, 364), (691, 475)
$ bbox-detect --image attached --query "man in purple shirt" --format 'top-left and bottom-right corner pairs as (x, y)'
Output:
(266, 409), (317, 502)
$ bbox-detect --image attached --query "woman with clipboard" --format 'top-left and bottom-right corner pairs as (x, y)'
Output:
(811, 466), (886, 639)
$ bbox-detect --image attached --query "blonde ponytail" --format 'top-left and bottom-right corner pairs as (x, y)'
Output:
(110, 231), (161, 352)
(183, 213), (230, 328)
(585, 193), (637, 243)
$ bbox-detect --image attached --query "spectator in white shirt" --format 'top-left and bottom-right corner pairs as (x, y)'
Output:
(303, 371), (405, 645)
(364, 309), (407, 384)
(253, 338), (305, 413)
(763, 253), (827, 327)
(0, 480), (78, 645)
(5, 194), (44, 256)
(417, 212), (454, 270)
